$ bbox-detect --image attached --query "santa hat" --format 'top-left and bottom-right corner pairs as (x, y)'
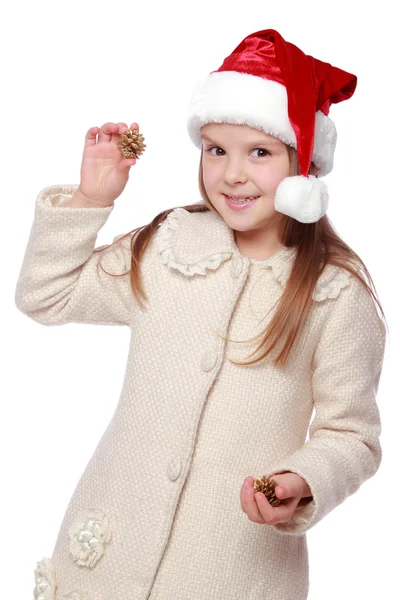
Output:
(187, 29), (357, 223)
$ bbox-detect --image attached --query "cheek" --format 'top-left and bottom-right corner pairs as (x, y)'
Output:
(202, 163), (219, 191)
(260, 162), (290, 194)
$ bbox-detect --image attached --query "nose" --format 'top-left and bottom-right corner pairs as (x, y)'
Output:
(224, 158), (248, 185)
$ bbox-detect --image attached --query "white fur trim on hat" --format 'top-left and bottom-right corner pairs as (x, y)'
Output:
(187, 71), (337, 176)
(274, 175), (329, 223)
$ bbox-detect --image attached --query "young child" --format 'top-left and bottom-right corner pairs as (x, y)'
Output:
(17, 29), (386, 600)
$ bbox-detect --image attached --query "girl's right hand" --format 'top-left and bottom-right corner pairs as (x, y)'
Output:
(75, 122), (140, 208)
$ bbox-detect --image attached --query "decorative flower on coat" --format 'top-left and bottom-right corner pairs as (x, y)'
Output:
(33, 557), (57, 600)
(157, 207), (234, 276)
(69, 508), (112, 568)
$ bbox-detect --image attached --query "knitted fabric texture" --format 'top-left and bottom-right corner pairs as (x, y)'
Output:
(16, 185), (386, 600)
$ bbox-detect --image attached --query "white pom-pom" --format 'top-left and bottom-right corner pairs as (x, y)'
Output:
(274, 175), (329, 223)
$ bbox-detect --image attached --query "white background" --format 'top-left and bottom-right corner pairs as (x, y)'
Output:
(1, 1), (398, 598)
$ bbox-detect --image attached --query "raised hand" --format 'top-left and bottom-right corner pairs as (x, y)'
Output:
(71, 122), (140, 208)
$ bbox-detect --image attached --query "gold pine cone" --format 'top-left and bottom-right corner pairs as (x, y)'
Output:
(116, 129), (146, 159)
(253, 475), (281, 507)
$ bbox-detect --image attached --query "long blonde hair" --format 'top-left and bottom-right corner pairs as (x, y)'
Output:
(96, 145), (387, 367)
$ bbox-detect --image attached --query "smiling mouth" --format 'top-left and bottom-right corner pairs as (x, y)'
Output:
(224, 194), (260, 204)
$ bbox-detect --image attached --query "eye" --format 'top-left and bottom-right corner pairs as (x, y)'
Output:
(206, 146), (225, 156)
(204, 146), (271, 158)
(251, 148), (271, 158)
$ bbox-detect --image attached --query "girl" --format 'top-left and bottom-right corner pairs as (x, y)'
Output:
(17, 29), (386, 600)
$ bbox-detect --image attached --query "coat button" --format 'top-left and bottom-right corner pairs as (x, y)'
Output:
(201, 350), (218, 372)
(230, 255), (243, 278)
(167, 458), (182, 481)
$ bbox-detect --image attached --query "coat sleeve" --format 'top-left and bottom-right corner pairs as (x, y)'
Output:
(15, 184), (134, 326)
(265, 274), (387, 536)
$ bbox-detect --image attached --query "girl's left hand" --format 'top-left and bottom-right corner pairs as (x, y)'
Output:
(240, 472), (312, 525)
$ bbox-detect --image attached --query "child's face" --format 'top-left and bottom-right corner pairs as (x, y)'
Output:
(200, 122), (290, 244)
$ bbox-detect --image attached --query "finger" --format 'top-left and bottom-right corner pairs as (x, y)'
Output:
(111, 122), (139, 145)
(254, 492), (276, 522)
(115, 122), (129, 135)
(239, 477), (251, 511)
(115, 157), (137, 173)
(84, 127), (100, 148)
(265, 476), (294, 502)
(255, 493), (298, 525)
(110, 122), (130, 145)
(275, 485), (290, 500)
(98, 122), (119, 144)
(270, 472), (303, 500)
(240, 477), (266, 524)
(272, 498), (299, 524)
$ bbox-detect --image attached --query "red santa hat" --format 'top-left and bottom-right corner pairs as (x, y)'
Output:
(187, 29), (357, 223)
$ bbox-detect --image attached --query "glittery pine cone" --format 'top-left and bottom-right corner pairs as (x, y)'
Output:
(253, 475), (281, 507)
(116, 129), (146, 159)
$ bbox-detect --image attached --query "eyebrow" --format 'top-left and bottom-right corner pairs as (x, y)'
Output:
(200, 134), (280, 146)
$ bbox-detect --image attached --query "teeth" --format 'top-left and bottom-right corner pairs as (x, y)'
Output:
(228, 196), (258, 203)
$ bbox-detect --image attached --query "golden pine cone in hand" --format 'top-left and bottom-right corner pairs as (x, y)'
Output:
(253, 475), (281, 507)
(116, 129), (146, 159)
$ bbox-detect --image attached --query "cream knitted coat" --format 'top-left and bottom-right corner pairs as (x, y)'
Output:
(16, 185), (386, 600)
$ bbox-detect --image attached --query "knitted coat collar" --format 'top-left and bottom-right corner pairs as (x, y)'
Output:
(156, 207), (350, 301)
